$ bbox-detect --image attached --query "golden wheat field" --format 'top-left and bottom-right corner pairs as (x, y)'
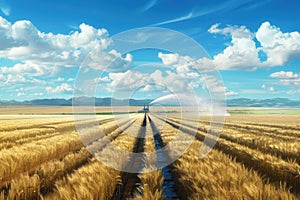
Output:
(0, 108), (300, 200)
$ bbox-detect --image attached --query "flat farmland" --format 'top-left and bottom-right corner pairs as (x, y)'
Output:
(0, 108), (300, 199)
(0, 106), (141, 115)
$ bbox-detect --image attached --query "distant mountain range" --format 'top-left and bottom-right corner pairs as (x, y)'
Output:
(0, 97), (153, 106)
(227, 98), (300, 107)
(0, 97), (300, 107)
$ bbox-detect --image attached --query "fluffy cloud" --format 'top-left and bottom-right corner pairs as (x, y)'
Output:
(261, 84), (276, 93)
(270, 71), (299, 79)
(211, 22), (300, 69)
(94, 76), (110, 84)
(201, 74), (236, 97)
(56, 77), (65, 82)
(209, 24), (260, 70)
(0, 62), (51, 76)
(269, 87), (275, 92)
(151, 70), (188, 92)
(270, 71), (300, 86)
(140, 84), (155, 92)
(278, 79), (300, 86)
(67, 78), (75, 82)
(46, 83), (73, 94)
(256, 22), (300, 67)
(146, 57), (233, 96)
(108, 70), (149, 92)
(0, 74), (45, 86)
(158, 52), (216, 75)
(0, 16), (132, 76)
(87, 49), (133, 72)
(157, 51), (237, 96)
(105, 69), (196, 94)
(158, 52), (179, 66)
(158, 22), (300, 72)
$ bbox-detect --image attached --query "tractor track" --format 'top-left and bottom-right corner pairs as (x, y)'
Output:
(148, 115), (179, 200)
(111, 114), (147, 200)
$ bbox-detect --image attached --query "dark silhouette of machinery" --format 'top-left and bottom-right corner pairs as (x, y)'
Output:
(138, 105), (150, 113)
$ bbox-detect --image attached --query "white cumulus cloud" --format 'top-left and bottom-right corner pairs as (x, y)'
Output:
(270, 71), (299, 79)
(158, 52), (215, 74)
(159, 22), (300, 72)
(0, 74), (45, 86)
(270, 71), (300, 86)
(256, 22), (300, 67)
(209, 23), (260, 70)
(105, 69), (199, 94)
(46, 83), (73, 94)
(261, 84), (276, 93)
(0, 16), (132, 77)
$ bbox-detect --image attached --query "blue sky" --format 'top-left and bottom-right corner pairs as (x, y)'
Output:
(0, 0), (300, 101)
